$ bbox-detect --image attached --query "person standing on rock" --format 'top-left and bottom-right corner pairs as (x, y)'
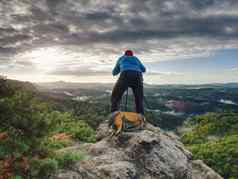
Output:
(111, 50), (146, 116)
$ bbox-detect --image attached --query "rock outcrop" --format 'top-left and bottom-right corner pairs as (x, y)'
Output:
(54, 122), (223, 179)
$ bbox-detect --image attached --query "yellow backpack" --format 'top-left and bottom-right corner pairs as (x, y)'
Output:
(109, 111), (146, 136)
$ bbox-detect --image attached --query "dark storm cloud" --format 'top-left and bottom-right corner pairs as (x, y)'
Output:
(32, 23), (69, 35)
(1, 0), (238, 61)
(188, 0), (217, 9)
(60, 14), (238, 46)
(179, 16), (238, 38)
(0, 27), (18, 37)
(30, 6), (53, 21)
(0, 47), (17, 54)
(79, 10), (113, 21)
(188, 0), (238, 10)
(46, 0), (67, 13)
(56, 0), (238, 44)
(0, 34), (32, 47)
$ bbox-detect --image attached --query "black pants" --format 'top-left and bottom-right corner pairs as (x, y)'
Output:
(111, 70), (144, 114)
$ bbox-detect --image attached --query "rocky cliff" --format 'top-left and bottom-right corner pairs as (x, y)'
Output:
(54, 122), (223, 179)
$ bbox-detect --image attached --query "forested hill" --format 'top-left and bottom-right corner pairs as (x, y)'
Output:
(36, 80), (238, 131)
(0, 77), (37, 93)
(180, 112), (238, 179)
(0, 77), (96, 178)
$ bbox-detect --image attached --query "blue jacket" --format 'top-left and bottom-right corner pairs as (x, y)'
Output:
(112, 55), (146, 76)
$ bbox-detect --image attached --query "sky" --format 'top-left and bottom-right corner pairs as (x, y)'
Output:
(0, 0), (238, 84)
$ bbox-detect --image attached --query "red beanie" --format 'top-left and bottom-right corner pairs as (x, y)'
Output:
(125, 50), (133, 56)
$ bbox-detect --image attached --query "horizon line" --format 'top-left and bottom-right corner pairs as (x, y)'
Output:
(2, 76), (238, 86)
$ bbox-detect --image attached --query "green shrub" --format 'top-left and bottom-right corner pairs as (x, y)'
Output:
(0, 80), (95, 177)
(181, 112), (238, 179)
(47, 111), (96, 143)
(11, 176), (23, 179)
(0, 90), (53, 157)
(188, 135), (238, 179)
(29, 150), (88, 178)
(53, 151), (87, 168)
(30, 158), (59, 178)
(43, 138), (73, 150)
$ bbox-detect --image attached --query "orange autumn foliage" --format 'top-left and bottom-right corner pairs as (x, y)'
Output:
(51, 133), (72, 141)
(0, 156), (29, 178)
(0, 132), (8, 141)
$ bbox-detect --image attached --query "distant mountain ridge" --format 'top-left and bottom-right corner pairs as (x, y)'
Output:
(0, 77), (37, 92)
(35, 81), (113, 90)
(35, 80), (238, 90)
(1, 76), (238, 90)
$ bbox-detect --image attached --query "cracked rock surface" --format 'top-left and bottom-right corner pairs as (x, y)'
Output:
(54, 122), (223, 179)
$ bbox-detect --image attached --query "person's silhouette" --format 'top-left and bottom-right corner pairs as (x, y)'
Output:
(111, 50), (146, 115)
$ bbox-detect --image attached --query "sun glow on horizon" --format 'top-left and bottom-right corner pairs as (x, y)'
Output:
(2, 47), (237, 84)
(16, 47), (70, 72)
(14, 46), (117, 74)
